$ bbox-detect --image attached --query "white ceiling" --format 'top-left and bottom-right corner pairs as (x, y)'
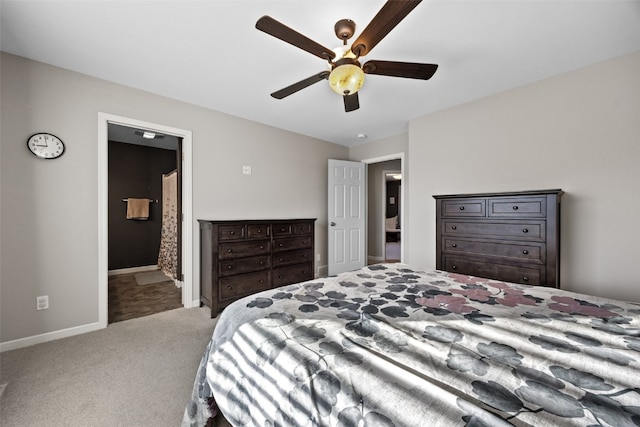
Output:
(2, 0), (639, 147)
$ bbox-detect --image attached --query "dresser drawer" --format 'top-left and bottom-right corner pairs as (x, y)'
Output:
(441, 198), (486, 217)
(488, 196), (547, 218)
(219, 271), (270, 300)
(218, 255), (270, 277)
(273, 249), (312, 267)
(218, 225), (245, 241)
(273, 223), (294, 236)
(442, 220), (545, 241)
(294, 222), (313, 235)
(444, 256), (543, 285)
(442, 238), (544, 264)
(273, 236), (313, 252)
(219, 240), (270, 259)
(247, 224), (270, 239)
(273, 262), (313, 287)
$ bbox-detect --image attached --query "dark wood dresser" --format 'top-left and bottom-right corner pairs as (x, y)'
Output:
(199, 218), (316, 316)
(434, 190), (563, 288)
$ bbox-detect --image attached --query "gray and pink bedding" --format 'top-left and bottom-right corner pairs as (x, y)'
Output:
(183, 263), (640, 426)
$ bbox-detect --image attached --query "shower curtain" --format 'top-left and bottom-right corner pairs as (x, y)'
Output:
(158, 170), (178, 281)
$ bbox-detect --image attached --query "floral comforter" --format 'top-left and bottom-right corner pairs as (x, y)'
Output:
(183, 264), (640, 426)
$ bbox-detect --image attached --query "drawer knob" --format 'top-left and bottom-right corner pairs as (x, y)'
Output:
(279, 257), (284, 262)
(230, 231), (234, 235)
(279, 243), (284, 247)
(259, 279), (264, 284)
(259, 245), (264, 249)
(226, 285), (233, 290)
(459, 206), (465, 211)
(451, 243), (457, 248)
(522, 277), (529, 282)
(522, 250), (529, 255)
(227, 265), (233, 270)
(451, 226), (457, 230)
(522, 228), (529, 233)
(451, 265), (457, 270)
(512, 205), (519, 210)
(227, 249), (232, 253)
(278, 275), (283, 279)
(303, 254), (307, 258)
(260, 261), (264, 265)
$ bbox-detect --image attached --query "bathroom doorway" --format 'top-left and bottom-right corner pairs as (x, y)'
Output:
(97, 113), (194, 328)
(106, 124), (182, 323)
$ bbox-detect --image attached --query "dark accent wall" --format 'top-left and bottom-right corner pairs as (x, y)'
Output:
(108, 142), (177, 270)
(386, 180), (400, 221)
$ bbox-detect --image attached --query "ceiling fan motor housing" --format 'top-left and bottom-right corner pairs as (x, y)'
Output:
(334, 19), (356, 42)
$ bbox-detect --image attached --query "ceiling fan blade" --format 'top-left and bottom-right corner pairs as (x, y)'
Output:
(363, 60), (438, 80)
(343, 93), (360, 112)
(256, 16), (336, 61)
(271, 71), (330, 99)
(350, 0), (422, 57)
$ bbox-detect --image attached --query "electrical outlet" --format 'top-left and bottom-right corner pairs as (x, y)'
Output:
(242, 165), (252, 175)
(36, 295), (49, 311)
(316, 253), (321, 262)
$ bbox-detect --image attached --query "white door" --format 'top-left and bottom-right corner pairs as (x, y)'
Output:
(328, 159), (366, 275)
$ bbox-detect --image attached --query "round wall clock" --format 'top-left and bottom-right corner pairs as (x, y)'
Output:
(27, 133), (65, 159)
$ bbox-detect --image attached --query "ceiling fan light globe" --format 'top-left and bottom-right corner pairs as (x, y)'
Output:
(329, 64), (365, 96)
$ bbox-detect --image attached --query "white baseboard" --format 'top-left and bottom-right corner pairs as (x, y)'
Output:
(108, 265), (158, 276)
(0, 321), (104, 353)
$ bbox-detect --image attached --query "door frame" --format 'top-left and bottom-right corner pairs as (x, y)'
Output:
(362, 153), (405, 264)
(97, 113), (194, 328)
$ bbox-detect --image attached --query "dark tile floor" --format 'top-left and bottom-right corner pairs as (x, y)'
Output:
(108, 271), (182, 324)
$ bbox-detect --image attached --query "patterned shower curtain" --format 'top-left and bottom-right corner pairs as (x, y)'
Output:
(158, 170), (178, 281)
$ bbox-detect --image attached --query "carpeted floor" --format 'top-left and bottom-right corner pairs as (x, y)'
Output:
(0, 307), (217, 427)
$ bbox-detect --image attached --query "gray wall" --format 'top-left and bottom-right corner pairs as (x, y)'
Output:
(0, 53), (348, 344)
(407, 51), (640, 302)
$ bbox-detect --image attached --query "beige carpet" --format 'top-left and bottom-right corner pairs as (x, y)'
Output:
(0, 307), (217, 427)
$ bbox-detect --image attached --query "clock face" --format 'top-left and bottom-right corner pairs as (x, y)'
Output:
(27, 133), (65, 159)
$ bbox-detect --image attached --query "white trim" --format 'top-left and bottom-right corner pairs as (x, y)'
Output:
(97, 113), (195, 330)
(361, 153), (405, 264)
(108, 265), (158, 276)
(0, 322), (103, 352)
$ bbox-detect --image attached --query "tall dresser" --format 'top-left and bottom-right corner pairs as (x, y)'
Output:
(199, 218), (316, 317)
(434, 190), (562, 288)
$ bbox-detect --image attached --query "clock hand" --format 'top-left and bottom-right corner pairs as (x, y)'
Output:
(35, 137), (48, 147)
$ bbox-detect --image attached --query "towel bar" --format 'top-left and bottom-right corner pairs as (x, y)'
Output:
(122, 198), (157, 203)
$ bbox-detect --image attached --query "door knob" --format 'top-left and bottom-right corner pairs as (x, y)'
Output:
(330, 222), (336, 226)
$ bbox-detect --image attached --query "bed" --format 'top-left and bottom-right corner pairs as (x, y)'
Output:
(182, 263), (640, 426)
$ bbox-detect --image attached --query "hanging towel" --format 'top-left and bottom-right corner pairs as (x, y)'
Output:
(126, 198), (150, 220)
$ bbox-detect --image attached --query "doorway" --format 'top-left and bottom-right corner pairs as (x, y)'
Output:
(97, 113), (194, 328)
(107, 124), (181, 323)
(363, 154), (404, 265)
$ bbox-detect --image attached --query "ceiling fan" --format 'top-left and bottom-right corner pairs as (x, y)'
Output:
(256, 0), (438, 112)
